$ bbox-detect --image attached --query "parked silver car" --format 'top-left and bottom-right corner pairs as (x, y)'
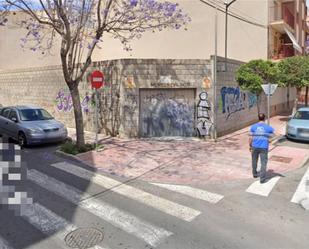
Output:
(286, 107), (309, 142)
(0, 105), (68, 146)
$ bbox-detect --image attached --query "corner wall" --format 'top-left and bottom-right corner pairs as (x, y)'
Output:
(215, 56), (295, 136)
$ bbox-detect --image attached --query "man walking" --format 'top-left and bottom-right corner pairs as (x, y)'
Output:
(249, 113), (274, 183)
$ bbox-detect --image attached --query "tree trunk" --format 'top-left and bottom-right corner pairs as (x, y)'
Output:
(305, 86), (309, 107)
(287, 85), (290, 109)
(69, 83), (85, 148)
(256, 94), (261, 115)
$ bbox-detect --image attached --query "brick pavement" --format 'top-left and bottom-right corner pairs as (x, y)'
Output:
(70, 115), (309, 186)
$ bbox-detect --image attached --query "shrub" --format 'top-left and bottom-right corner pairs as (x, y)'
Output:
(60, 140), (97, 155)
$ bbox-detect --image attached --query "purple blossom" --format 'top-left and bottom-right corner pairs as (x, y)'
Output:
(129, 0), (138, 7)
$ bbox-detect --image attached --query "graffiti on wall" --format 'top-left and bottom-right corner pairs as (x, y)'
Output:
(221, 86), (257, 120)
(196, 92), (212, 136)
(54, 89), (92, 113)
(141, 91), (194, 137)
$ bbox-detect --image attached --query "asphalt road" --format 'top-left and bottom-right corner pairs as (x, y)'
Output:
(0, 139), (309, 249)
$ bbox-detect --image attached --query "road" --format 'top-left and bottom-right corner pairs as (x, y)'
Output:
(0, 138), (309, 249)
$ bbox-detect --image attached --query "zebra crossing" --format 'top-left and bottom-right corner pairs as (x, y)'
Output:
(1, 159), (309, 249)
(0, 161), (223, 249)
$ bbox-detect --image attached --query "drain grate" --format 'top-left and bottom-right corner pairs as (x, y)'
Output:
(65, 227), (104, 249)
(269, 155), (292, 164)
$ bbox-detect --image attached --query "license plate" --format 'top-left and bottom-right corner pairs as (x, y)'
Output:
(299, 132), (309, 138)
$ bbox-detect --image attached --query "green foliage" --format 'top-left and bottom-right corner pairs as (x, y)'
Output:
(60, 140), (99, 155)
(277, 56), (309, 89)
(236, 59), (279, 94)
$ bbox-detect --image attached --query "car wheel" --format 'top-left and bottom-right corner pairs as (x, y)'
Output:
(18, 132), (27, 148)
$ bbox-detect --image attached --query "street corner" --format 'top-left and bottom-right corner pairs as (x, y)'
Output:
(268, 145), (309, 174)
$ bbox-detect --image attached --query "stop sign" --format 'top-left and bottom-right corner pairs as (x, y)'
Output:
(91, 70), (104, 89)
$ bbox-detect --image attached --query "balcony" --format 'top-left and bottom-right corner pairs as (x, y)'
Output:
(269, 5), (295, 33)
(271, 44), (295, 60)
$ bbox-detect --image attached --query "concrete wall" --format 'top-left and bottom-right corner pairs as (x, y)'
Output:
(0, 59), (213, 138)
(0, 0), (268, 70)
(0, 57), (295, 138)
(215, 57), (296, 136)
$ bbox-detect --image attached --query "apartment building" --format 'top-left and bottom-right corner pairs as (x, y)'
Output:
(268, 0), (308, 60)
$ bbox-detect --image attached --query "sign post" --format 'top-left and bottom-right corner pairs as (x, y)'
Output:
(90, 71), (104, 151)
(261, 83), (278, 125)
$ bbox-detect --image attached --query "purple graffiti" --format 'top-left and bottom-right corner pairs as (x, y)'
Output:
(55, 89), (91, 113)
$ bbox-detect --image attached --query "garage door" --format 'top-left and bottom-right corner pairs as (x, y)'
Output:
(139, 89), (196, 137)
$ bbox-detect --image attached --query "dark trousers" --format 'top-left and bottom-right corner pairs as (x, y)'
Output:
(251, 148), (268, 181)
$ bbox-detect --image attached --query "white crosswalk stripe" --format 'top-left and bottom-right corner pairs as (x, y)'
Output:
(21, 203), (107, 249)
(291, 166), (309, 203)
(28, 169), (172, 247)
(150, 183), (224, 204)
(246, 177), (281, 197)
(0, 236), (13, 249)
(50, 162), (201, 222)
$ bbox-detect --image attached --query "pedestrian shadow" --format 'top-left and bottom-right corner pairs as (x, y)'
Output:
(265, 169), (285, 181)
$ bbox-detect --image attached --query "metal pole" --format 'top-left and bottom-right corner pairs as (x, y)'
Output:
(267, 82), (270, 125)
(224, 0), (237, 71)
(213, 1), (218, 141)
(95, 88), (98, 151)
(225, 4), (228, 71)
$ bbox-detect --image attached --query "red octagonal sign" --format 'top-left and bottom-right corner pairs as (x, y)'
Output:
(91, 70), (104, 89)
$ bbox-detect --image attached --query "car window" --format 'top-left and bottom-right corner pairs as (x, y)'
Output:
(294, 111), (309, 120)
(1, 108), (11, 118)
(9, 110), (18, 121)
(18, 109), (54, 121)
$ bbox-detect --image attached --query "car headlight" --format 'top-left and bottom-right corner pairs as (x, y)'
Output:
(60, 126), (68, 133)
(287, 125), (296, 133)
(28, 128), (43, 134)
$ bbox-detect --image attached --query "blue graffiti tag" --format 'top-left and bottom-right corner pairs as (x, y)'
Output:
(221, 86), (257, 119)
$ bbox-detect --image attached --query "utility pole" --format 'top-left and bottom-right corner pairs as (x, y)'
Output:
(224, 0), (237, 71)
(213, 1), (218, 141)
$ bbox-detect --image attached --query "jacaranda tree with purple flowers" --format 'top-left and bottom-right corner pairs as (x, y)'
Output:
(0, 0), (191, 147)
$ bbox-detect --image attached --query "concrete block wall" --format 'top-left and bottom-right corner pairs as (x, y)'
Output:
(215, 56), (295, 136)
(0, 57), (294, 138)
(0, 61), (121, 135)
(118, 59), (212, 137)
(0, 59), (213, 138)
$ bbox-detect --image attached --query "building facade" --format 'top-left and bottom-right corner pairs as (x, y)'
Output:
(0, 0), (305, 138)
(268, 0), (308, 60)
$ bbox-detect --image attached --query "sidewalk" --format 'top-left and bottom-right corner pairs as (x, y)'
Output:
(67, 115), (309, 186)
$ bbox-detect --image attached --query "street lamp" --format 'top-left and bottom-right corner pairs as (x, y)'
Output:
(224, 0), (237, 71)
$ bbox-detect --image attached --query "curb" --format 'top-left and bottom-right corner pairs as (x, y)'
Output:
(298, 155), (309, 169)
(54, 150), (100, 169)
(270, 135), (286, 145)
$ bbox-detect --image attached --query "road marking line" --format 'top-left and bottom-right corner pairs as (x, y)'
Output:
(28, 169), (172, 247)
(150, 183), (224, 204)
(0, 236), (13, 249)
(22, 202), (76, 237)
(246, 177), (281, 197)
(50, 162), (201, 222)
(21, 203), (107, 249)
(291, 166), (309, 203)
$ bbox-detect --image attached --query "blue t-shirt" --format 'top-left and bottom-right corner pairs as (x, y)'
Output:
(250, 122), (274, 149)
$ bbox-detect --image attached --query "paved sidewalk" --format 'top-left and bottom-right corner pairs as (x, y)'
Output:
(68, 115), (309, 186)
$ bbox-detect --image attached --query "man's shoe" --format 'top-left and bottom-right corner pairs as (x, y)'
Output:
(260, 179), (266, 184)
(253, 175), (258, 178)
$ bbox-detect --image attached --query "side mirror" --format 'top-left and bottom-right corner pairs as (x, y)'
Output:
(11, 117), (18, 123)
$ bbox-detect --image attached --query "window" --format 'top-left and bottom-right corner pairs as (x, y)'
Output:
(9, 110), (18, 121)
(1, 108), (11, 118)
(18, 109), (54, 121)
(293, 111), (309, 120)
